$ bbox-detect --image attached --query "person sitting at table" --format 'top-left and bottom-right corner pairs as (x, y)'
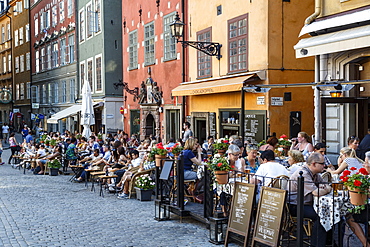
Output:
(73, 149), (103, 183)
(329, 147), (363, 175)
(181, 138), (203, 180)
(311, 142), (333, 169)
(289, 152), (331, 247)
(290, 131), (314, 159)
(136, 139), (151, 159)
(244, 145), (260, 173)
(228, 144), (246, 175)
(259, 136), (278, 153)
(252, 150), (289, 186)
(34, 144), (48, 174)
(337, 136), (361, 165)
(287, 150), (305, 176)
(36, 146), (63, 174)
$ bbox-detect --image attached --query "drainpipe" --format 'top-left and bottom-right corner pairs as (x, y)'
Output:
(304, 0), (322, 25)
(314, 55), (321, 144)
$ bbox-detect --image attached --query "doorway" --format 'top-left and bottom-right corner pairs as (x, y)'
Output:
(194, 118), (207, 145)
(166, 109), (180, 141)
(145, 113), (156, 138)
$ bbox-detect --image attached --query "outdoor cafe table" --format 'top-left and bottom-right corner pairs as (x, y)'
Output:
(313, 191), (353, 231)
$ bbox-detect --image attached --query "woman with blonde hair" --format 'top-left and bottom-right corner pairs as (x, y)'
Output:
(287, 150), (305, 176)
(290, 131), (314, 158)
(329, 147), (363, 175)
(182, 138), (203, 180)
(245, 145), (260, 173)
(227, 144), (246, 173)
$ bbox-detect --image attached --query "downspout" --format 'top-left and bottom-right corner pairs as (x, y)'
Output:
(314, 55), (321, 144)
(304, 0), (322, 25)
(181, 0), (186, 125)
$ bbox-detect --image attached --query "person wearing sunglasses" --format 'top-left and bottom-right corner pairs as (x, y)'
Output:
(329, 147), (364, 176)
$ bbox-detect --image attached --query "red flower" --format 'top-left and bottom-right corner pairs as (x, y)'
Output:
(279, 134), (288, 139)
(341, 177), (349, 183)
(217, 163), (222, 167)
(231, 165), (235, 169)
(342, 170), (351, 176)
(350, 167), (357, 171)
(223, 140), (229, 144)
(354, 180), (362, 187)
(359, 168), (369, 175)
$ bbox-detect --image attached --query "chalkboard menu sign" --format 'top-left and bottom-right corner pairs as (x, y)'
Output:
(252, 187), (287, 247)
(244, 111), (265, 144)
(209, 112), (216, 138)
(225, 182), (256, 247)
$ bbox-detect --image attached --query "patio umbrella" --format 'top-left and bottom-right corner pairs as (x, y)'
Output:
(81, 80), (95, 138)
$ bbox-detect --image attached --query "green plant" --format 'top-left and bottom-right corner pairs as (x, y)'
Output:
(340, 167), (370, 192)
(257, 140), (266, 148)
(212, 139), (230, 151)
(47, 159), (62, 169)
(45, 139), (50, 146)
(97, 133), (102, 139)
(50, 139), (57, 147)
(135, 175), (155, 190)
(151, 143), (168, 156)
(208, 156), (233, 171)
(169, 143), (183, 155)
(76, 134), (82, 139)
(40, 134), (48, 142)
(278, 139), (291, 147)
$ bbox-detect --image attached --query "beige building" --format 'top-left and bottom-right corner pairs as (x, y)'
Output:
(172, 0), (315, 144)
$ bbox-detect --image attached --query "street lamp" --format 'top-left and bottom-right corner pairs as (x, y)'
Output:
(316, 83), (354, 97)
(170, 12), (222, 60)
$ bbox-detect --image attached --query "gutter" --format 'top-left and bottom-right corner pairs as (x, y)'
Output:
(305, 0), (321, 25)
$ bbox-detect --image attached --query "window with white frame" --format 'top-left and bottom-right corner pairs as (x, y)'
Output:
(52, 5), (58, 27)
(228, 14), (248, 73)
(2, 56), (5, 73)
(86, 3), (93, 38)
(47, 45), (51, 69)
(79, 9), (85, 42)
(60, 38), (66, 65)
(25, 24), (29, 42)
(15, 56), (19, 73)
(54, 83), (59, 103)
(35, 50), (39, 72)
(16, 1), (22, 13)
(20, 83), (24, 100)
(48, 84), (52, 103)
(69, 79), (75, 102)
(41, 47), (45, 71)
(14, 29), (18, 47)
(1, 25), (4, 43)
(31, 85), (39, 103)
(8, 54), (11, 72)
(41, 85), (46, 104)
(52, 42), (58, 68)
(95, 55), (102, 91)
(16, 84), (19, 100)
(163, 12), (176, 61)
(26, 52), (30, 71)
(7, 23), (10, 40)
(24, 0), (29, 9)
(87, 59), (93, 91)
(61, 81), (66, 103)
(67, 0), (73, 17)
(26, 82), (31, 99)
(19, 27), (23, 45)
(59, 1), (65, 23)
(68, 34), (74, 62)
(94, 0), (101, 32)
(80, 62), (85, 90)
(34, 17), (38, 36)
(129, 30), (137, 70)
(40, 12), (44, 31)
(20, 55), (24, 72)
(144, 22), (155, 66)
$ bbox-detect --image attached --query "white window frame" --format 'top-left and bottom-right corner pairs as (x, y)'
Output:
(79, 8), (85, 42)
(59, 1), (65, 23)
(60, 38), (66, 65)
(26, 82), (31, 99)
(15, 56), (19, 73)
(2, 56), (6, 73)
(69, 79), (75, 102)
(67, 0), (73, 17)
(34, 18), (39, 36)
(86, 2), (93, 39)
(24, 0), (29, 9)
(20, 83), (24, 100)
(47, 45), (51, 69)
(80, 61), (85, 92)
(94, 0), (101, 33)
(41, 47), (45, 71)
(52, 5), (58, 27)
(52, 42), (59, 68)
(128, 30), (138, 70)
(35, 50), (39, 73)
(54, 83), (59, 103)
(20, 54), (24, 72)
(26, 52), (30, 71)
(7, 23), (10, 40)
(14, 29), (18, 47)
(61, 81), (66, 103)
(163, 12), (177, 61)
(68, 34), (74, 63)
(25, 24), (29, 42)
(8, 54), (11, 72)
(144, 22), (155, 66)
(16, 84), (19, 100)
(87, 57), (93, 92)
(95, 54), (102, 92)
(19, 27), (23, 45)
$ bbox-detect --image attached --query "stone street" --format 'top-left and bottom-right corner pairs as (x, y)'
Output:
(0, 147), (216, 247)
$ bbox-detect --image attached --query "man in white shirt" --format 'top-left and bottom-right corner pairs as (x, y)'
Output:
(2, 123), (9, 143)
(253, 150), (289, 186)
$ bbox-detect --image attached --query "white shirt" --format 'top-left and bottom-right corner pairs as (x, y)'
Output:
(2, 125), (9, 133)
(254, 161), (289, 186)
(37, 149), (46, 157)
(130, 157), (142, 168)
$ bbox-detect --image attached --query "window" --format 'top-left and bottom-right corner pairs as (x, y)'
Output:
(20, 55), (24, 72)
(94, 0), (101, 32)
(52, 6), (58, 27)
(35, 50), (39, 72)
(95, 55), (102, 91)
(24, 0), (29, 9)
(26, 82), (31, 99)
(1, 25), (4, 43)
(163, 12), (176, 61)
(69, 79), (75, 102)
(34, 17), (38, 36)
(144, 22), (155, 66)
(41, 47), (45, 71)
(25, 24), (29, 42)
(86, 3), (93, 38)
(61, 81), (66, 103)
(14, 29), (18, 47)
(79, 9), (85, 42)
(20, 83), (24, 100)
(67, 0), (73, 17)
(68, 34), (75, 62)
(47, 45), (51, 69)
(128, 30), (138, 70)
(26, 52), (30, 71)
(197, 28), (212, 78)
(87, 59), (93, 91)
(52, 42), (59, 68)
(15, 56), (19, 73)
(19, 27), (23, 45)
(8, 54), (11, 72)
(16, 1), (22, 13)
(60, 38), (66, 65)
(7, 23), (10, 40)
(54, 83), (59, 103)
(228, 14), (248, 73)
(48, 84), (52, 103)
(59, 1), (65, 23)
(16, 84), (19, 100)
(31, 85), (39, 103)
(2, 56), (5, 73)
(80, 62), (85, 90)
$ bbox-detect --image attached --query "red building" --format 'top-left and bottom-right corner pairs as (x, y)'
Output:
(122, 0), (186, 141)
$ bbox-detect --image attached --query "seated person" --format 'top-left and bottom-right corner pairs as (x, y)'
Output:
(329, 147), (363, 175)
(228, 144), (246, 176)
(287, 150), (305, 176)
(182, 138), (202, 181)
(73, 149), (103, 182)
(89, 144), (111, 168)
(36, 146), (63, 174)
(137, 139), (151, 159)
(34, 144), (48, 174)
(65, 137), (78, 164)
(289, 152), (331, 247)
(252, 150), (289, 186)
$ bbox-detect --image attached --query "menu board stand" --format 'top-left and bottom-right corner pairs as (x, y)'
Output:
(252, 187), (287, 247)
(224, 182), (256, 247)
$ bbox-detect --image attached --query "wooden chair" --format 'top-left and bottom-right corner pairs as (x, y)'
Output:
(321, 171), (332, 183)
(128, 167), (155, 198)
(269, 175), (290, 190)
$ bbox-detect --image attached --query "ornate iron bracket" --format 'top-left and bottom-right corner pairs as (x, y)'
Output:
(113, 80), (139, 102)
(178, 41), (222, 60)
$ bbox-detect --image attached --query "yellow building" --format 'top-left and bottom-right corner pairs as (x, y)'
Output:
(172, 0), (315, 144)
(294, 0), (370, 162)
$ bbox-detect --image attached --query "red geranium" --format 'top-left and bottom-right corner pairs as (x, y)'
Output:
(354, 180), (362, 187)
(223, 140), (229, 144)
(217, 163), (222, 167)
(350, 167), (357, 171)
(279, 134), (288, 139)
(341, 176), (349, 183)
(342, 170), (351, 176)
(359, 168), (369, 175)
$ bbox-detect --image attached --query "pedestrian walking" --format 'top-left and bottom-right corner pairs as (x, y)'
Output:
(8, 133), (19, 164)
(2, 123), (9, 144)
(182, 121), (193, 143)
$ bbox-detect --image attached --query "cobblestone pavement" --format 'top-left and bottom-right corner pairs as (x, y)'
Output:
(0, 146), (219, 247)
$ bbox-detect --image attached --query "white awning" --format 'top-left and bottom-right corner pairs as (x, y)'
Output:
(47, 104), (81, 124)
(299, 8), (370, 37)
(294, 25), (370, 58)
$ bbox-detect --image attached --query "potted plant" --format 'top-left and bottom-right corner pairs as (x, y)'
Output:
(39, 134), (47, 143)
(135, 175), (155, 201)
(45, 139), (50, 147)
(278, 134), (291, 156)
(208, 156), (234, 184)
(169, 143), (183, 158)
(340, 167), (370, 210)
(151, 143), (168, 167)
(212, 139), (230, 155)
(47, 159), (62, 176)
(97, 133), (103, 142)
(49, 139), (58, 148)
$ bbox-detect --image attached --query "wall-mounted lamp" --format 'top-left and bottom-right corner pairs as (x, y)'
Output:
(316, 83), (354, 92)
(243, 85), (271, 93)
(329, 90), (342, 97)
(170, 12), (222, 60)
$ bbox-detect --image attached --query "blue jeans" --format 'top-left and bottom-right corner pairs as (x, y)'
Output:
(184, 170), (197, 180)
